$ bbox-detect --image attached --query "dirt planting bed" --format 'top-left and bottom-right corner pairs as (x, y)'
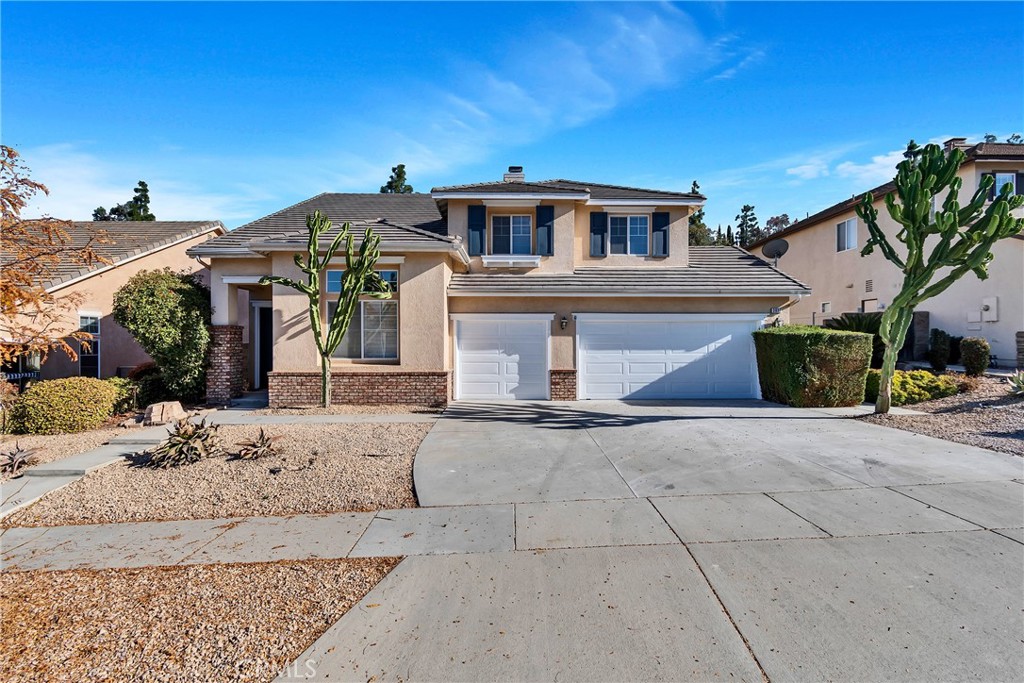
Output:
(4, 422), (429, 527)
(0, 557), (398, 683)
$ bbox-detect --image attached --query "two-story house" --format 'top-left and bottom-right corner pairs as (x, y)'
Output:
(749, 139), (1024, 368)
(189, 168), (809, 406)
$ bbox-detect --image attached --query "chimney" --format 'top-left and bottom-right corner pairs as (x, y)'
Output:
(943, 137), (968, 152)
(503, 165), (525, 182)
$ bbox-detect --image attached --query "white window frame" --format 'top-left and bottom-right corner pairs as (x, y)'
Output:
(324, 268), (400, 361)
(78, 312), (101, 378)
(608, 214), (651, 255)
(993, 172), (1016, 196)
(491, 214), (532, 256)
(836, 218), (857, 252)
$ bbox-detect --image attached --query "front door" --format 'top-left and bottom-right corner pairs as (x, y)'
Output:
(256, 306), (273, 390)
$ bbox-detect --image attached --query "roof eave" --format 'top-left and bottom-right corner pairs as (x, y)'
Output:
(430, 192), (590, 201)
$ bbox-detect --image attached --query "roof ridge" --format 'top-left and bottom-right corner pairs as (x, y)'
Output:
(539, 179), (701, 198)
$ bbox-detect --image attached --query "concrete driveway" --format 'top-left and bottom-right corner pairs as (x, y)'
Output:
(287, 401), (1024, 682)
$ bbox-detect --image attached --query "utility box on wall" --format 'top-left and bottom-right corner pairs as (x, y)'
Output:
(982, 297), (999, 322)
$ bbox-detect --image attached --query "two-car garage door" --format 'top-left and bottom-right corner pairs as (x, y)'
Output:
(576, 314), (762, 400)
(453, 314), (762, 401)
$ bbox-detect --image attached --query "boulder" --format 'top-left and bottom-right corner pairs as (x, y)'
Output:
(144, 401), (187, 426)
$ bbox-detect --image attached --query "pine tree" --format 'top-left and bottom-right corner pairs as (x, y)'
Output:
(735, 204), (759, 247)
(687, 180), (713, 246)
(380, 164), (414, 193)
(93, 181), (156, 221)
(725, 224), (734, 246)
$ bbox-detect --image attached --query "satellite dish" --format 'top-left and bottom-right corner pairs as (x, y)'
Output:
(761, 239), (789, 265)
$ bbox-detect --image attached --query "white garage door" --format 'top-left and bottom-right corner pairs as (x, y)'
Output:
(577, 314), (763, 400)
(454, 315), (551, 400)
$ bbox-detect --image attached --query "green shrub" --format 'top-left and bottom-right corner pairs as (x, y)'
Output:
(928, 329), (950, 372)
(128, 362), (170, 407)
(947, 336), (964, 365)
(112, 269), (211, 401)
(752, 325), (873, 407)
(1008, 371), (1024, 397)
(960, 337), (990, 376)
(11, 378), (119, 434)
(823, 312), (884, 368)
(865, 369), (959, 406)
(106, 377), (139, 414)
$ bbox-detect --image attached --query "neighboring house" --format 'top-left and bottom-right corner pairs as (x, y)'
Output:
(749, 139), (1024, 368)
(15, 221), (227, 381)
(189, 169), (810, 406)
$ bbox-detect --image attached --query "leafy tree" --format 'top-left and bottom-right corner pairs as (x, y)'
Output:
(983, 133), (997, 143)
(765, 213), (792, 236)
(259, 211), (391, 407)
(1007, 133), (1023, 145)
(0, 145), (108, 365)
(380, 164), (414, 194)
(112, 269), (211, 400)
(725, 224), (734, 246)
(687, 181), (714, 246)
(857, 140), (1024, 413)
(735, 204), (760, 247)
(93, 181), (156, 221)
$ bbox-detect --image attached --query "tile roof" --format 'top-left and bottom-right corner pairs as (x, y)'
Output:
(432, 178), (703, 200)
(448, 247), (809, 296)
(3, 221), (224, 290)
(247, 218), (456, 251)
(189, 193), (447, 256)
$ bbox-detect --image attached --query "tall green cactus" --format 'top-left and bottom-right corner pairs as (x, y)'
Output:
(259, 211), (391, 407)
(858, 141), (1023, 413)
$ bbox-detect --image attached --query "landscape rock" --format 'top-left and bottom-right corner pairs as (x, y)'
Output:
(143, 401), (186, 426)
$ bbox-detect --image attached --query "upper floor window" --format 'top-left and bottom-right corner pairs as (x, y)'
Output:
(984, 171), (1023, 199)
(836, 218), (857, 252)
(609, 215), (650, 255)
(994, 172), (1016, 195)
(492, 215), (532, 255)
(79, 314), (100, 378)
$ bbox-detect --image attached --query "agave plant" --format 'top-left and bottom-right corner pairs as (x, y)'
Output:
(235, 428), (281, 460)
(1008, 371), (1024, 397)
(146, 417), (223, 469)
(0, 443), (37, 477)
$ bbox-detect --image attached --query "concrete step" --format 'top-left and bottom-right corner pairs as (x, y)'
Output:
(24, 444), (133, 478)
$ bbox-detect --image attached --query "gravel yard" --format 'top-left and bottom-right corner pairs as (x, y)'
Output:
(0, 427), (124, 482)
(5, 423), (429, 527)
(0, 557), (399, 683)
(859, 375), (1023, 456)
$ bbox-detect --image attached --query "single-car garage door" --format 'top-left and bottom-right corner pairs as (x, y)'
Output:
(454, 315), (551, 400)
(576, 314), (763, 400)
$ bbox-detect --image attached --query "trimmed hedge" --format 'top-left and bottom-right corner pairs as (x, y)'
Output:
(11, 377), (119, 434)
(864, 369), (958, 406)
(752, 326), (873, 407)
(960, 337), (990, 377)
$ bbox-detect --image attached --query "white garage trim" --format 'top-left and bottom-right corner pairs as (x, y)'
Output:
(575, 314), (765, 400)
(452, 314), (554, 400)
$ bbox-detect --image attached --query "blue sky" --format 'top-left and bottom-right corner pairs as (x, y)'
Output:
(4, 1), (1022, 232)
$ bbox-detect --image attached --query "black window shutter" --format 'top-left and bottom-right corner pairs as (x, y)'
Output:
(536, 205), (554, 256)
(1016, 172), (1024, 196)
(467, 205), (486, 256)
(589, 212), (607, 257)
(652, 212), (670, 257)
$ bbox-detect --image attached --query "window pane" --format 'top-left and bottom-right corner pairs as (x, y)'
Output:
(329, 302), (363, 358)
(80, 339), (99, 378)
(995, 173), (1015, 194)
(79, 315), (100, 335)
(492, 216), (511, 254)
(362, 301), (398, 359)
(326, 271), (343, 293)
(379, 270), (399, 293)
(629, 216), (649, 255)
(846, 219), (856, 249)
(609, 216), (628, 254)
(511, 220), (531, 255)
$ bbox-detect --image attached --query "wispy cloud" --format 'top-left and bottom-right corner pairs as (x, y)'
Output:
(834, 150), (906, 187)
(709, 47), (765, 81)
(786, 158), (831, 180)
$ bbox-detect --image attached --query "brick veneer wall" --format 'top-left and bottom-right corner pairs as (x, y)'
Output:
(207, 325), (244, 404)
(269, 371), (451, 407)
(550, 370), (577, 400)
(1017, 331), (1024, 369)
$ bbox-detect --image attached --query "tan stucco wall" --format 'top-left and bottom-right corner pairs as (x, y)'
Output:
(269, 251), (452, 374)
(40, 231), (218, 379)
(448, 296), (786, 370)
(445, 199), (692, 273)
(778, 161), (1024, 364)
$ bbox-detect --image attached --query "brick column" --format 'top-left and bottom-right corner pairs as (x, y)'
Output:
(1017, 331), (1024, 369)
(550, 370), (577, 400)
(207, 325), (244, 404)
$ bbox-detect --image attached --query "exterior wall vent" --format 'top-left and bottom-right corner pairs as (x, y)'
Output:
(865, 279), (874, 293)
